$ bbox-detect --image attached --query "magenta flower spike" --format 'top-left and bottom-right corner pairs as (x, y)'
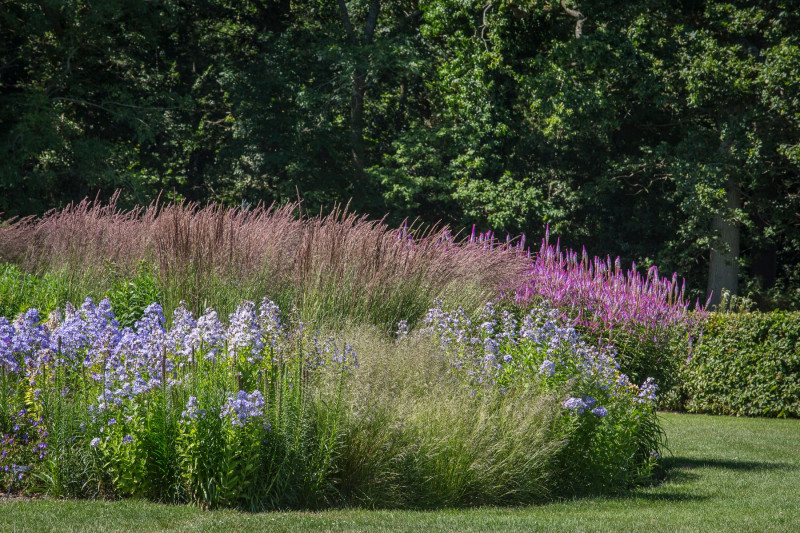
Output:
(515, 233), (708, 345)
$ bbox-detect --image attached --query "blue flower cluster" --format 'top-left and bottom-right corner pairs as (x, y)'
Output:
(420, 301), (656, 415)
(562, 396), (608, 417)
(1, 297), (357, 445)
(181, 396), (204, 420)
(1, 409), (49, 478)
(220, 390), (267, 428)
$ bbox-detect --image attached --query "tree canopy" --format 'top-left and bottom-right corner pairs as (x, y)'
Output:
(1, 0), (798, 307)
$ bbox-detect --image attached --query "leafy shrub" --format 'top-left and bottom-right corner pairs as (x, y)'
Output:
(0, 260), (163, 330)
(514, 231), (707, 391)
(679, 311), (800, 418)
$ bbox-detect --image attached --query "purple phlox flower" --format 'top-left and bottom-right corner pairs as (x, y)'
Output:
(332, 343), (359, 371)
(258, 298), (284, 348)
(181, 396), (204, 420)
(484, 337), (499, 356)
(422, 300), (446, 330)
(637, 377), (658, 403)
(395, 319), (409, 342)
(591, 406), (608, 417)
(12, 309), (50, 357)
(479, 301), (496, 321)
(52, 299), (123, 365)
(126, 303), (168, 365)
(167, 302), (197, 359)
(122, 435), (133, 445)
(83, 298), (122, 350)
(0, 317), (19, 372)
(308, 335), (330, 370)
(539, 359), (556, 377)
(142, 303), (165, 327)
(227, 301), (264, 357)
(187, 308), (225, 360)
(53, 302), (89, 358)
(90, 437), (100, 448)
(563, 397), (587, 414)
(499, 310), (518, 344)
(478, 302), (496, 335)
(220, 390), (267, 427)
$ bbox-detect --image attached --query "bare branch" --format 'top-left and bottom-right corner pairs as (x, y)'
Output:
(560, 0), (586, 39)
(478, 2), (493, 51)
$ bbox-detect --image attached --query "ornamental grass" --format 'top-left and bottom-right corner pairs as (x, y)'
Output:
(0, 195), (528, 330)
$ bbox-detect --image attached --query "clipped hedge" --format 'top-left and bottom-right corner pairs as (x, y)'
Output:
(680, 311), (800, 418)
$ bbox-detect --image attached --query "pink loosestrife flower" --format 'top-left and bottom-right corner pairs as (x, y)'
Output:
(515, 229), (709, 348)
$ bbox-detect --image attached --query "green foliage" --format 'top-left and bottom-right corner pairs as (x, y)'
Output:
(680, 311), (800, 418)
(586, 326), (691, 398)
(499, 328), (663, 495)
(0, 264), (67, 318)
(1, 295), (669, 509)
(104, 261), (163, 329)
(2, 0), (799, 306)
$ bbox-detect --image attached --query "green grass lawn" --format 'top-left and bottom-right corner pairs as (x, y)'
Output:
(2, 413), (798, 532)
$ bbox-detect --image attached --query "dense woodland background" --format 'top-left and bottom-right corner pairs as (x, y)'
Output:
(1, 0), (799, 307)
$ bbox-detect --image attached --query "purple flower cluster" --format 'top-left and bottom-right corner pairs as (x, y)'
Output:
(637, 377), (658, 404)
(181, 396), (205, 420)
(307, 335), (359, 373)
(220, 390), (267, 428)
(167, 302), (197, 360)
(0, 317), (17, 372)
(54, 298), (121, 362)
(227, 301), (264, 360)
(420, 302), (657, 416)
(0, 298), (292, 377)
(395, 320), (409, 342)
(515, 229), (708, 343)
(186, 308), (225, 359)
(1, 298), (354, 435)
(563, 396), (608, 417)
(1, 410), (49, 478)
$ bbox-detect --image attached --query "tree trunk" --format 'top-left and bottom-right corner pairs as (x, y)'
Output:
(707, 178), (741, 306)
(337, 0), (380, 181)
(350, 67), (366, 173)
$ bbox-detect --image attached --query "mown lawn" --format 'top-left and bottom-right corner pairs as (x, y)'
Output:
(2, 413), (798, 532)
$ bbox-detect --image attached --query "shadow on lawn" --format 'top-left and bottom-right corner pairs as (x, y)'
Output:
(624, 456), (799, 503)
(663, 456), (796, 473)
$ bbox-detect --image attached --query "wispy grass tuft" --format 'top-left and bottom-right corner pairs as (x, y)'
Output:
(326, 326), (562, 508)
